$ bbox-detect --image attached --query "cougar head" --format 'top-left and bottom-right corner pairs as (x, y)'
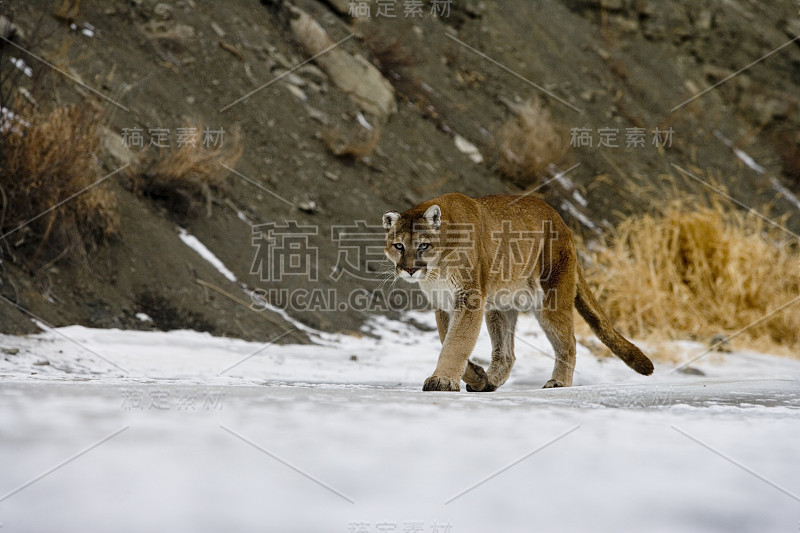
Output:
(382, 204), (442, 283)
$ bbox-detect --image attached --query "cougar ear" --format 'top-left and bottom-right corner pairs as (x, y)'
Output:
(423, 204), (441, 229)
(382, 211), (400, 230)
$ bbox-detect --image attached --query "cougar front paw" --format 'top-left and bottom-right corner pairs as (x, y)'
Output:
(543, 379), (566, 389)
(463, 360), (495, 392)
(423, 375), (460, 392)
(466, 383), (497, 392)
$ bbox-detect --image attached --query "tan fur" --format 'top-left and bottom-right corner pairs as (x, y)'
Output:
(383, 193), (654, 392)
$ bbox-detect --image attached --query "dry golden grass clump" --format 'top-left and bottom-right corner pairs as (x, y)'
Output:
(584, 197), (800, 354)
(131, 126), (242, 217)
(0, 102), (119, 264)
(494, 98), (569, 189)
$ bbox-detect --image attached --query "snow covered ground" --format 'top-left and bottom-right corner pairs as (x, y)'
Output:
(1, 312), (799, 533)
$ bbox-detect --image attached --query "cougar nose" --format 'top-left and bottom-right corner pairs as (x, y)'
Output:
(403, 267), (419, 275)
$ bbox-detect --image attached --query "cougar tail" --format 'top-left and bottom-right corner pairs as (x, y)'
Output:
(574, 265), (654, 375)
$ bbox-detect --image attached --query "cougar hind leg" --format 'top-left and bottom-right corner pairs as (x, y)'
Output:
(536, 264), (577, 388)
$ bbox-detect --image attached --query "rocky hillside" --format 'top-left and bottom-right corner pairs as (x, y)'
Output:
(1, 0), (798, 342)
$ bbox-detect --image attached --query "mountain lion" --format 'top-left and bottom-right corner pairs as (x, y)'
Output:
(382, 193), (654, 392)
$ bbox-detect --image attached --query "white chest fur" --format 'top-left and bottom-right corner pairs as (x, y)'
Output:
(419, 277), (457, 312)
(419, 276), (544, 313)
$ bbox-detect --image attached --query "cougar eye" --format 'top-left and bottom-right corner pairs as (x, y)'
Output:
(417, 243), (430, 252)
(393, 243), (404, 251)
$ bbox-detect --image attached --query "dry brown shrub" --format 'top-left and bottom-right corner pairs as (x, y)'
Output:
(584, 193), (800, 355)
(494, 99), (569, 189)
(361, 23), (422, 77)
(323, 122), (381, 160)
(776, 131), (800, 186)
(0, 102), (119, 265)
(131, 126), (242, 217)
(52, 0), (81, 22)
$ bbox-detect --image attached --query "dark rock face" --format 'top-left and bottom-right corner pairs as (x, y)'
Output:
(1, 0), (798, 341)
